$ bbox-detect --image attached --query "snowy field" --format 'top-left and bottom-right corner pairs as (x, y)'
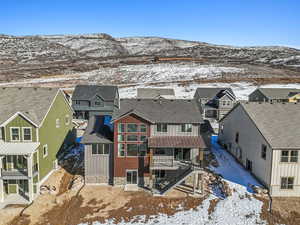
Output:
(80, 136), (266, 225)
(119, 81), (300, 100)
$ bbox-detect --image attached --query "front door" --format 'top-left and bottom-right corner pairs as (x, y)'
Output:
(126, 170), (138, 185)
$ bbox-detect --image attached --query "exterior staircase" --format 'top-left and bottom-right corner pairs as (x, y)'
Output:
(152, 165), (195, 196)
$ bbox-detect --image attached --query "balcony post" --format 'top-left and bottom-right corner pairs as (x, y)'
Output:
(0, 156), (3, 202)
(26, 154), (33, 177)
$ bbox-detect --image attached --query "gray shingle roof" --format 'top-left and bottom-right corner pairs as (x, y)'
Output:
(72, 85), (118, 101)
(113, 99), (203, 124)
(137, 88), (175, 99)
(0, 87), (59, 126)
(81, 116), (113, 144)
(255, 88), (300, 99)
(241, 102), (300, 149)
(194, 87), (235, 99)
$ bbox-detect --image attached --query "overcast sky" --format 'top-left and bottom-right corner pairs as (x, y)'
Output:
(1, 0), (299, 48)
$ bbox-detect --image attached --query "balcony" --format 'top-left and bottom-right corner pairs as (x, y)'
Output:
(150, 155), (179, 170)
(1, 169), (29, 179)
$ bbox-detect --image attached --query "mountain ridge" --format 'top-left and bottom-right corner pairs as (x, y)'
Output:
(0, 33), (299, 83)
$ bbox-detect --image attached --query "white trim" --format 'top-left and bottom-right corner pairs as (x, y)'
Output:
(10, 127), (21, 142)
(42, 144), (48, 158)
(22, 127), (33, 142)
(38, 167), (57, 186)
(0, 112), (38, 128)
(125, 169), (138, 185)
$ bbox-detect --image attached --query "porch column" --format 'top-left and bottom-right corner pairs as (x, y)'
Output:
(26, 154), (33, 178)
(0, 156), (4, 202)
(28, 178), (34, 202)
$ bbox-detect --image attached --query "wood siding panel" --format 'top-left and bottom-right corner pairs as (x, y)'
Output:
(84, 144), (112, 184)
(270, 150), (300, 197)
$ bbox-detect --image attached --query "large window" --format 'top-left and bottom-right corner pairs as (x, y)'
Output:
(127, 124), (138, 132)
(92, 144), (109, 155)
(23, 128), (32, 141)
(261, 144), (267, 160)
(127, 135), (138, 141)
(157, 124), (167, 133)
(140, 124), (147, 132)
(281, 177), (294, 189)
(118, 134), (125, 142)
(118, 123), (125, 133)
(139, 144), (147, 156)
(181, 124), (192, 133)
(127, 144), (138, 156)
(10, 128), (20, 141)
(280, 150), (298, 163)
(118, 144), (125, 157)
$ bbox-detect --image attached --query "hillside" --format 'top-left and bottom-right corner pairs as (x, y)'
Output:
(0, 33), (299, 84)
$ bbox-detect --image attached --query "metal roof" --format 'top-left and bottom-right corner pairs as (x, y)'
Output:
(148, 136), (206, 148)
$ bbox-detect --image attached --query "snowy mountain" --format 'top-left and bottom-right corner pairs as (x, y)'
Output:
(0, 33), (299, 83)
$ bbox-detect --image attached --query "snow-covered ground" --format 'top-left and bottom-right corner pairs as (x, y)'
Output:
(80, 136), (266, 225)
(119, 81), (300, 100)
(84, 63), (245, 84)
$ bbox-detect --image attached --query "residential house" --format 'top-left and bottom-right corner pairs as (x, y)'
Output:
(72, 85), (119, 120)
(0, 87), (75, 205)
(193, 87), (236, 120)
(82, 115), (114, 185)
(218, 102), (300, 197)
(137, 88), (175, 99)
(111, 99), (208, 195)
(248, 88), (300, 103)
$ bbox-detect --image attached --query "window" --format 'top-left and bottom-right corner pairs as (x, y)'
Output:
(23, 128), (32, 141)
(10, 128), (20, 141)
(65, 115), (70, 125)
(0, 127), (3, 140)
(157, 124), (167, 132)
(118, 123), (125, 133)
(75, 100), (80, 105)
(140, 135), (147, 142)
(43, 145), (48, 158)
(118, 144), (125, 157)
(127, 124), (138, 132)
(291, 151), (298, 162)
(181, 124), (192, 132)
(56, 119), (60, 128)
(139, 144), (147, 156)
(235, 132), (239, 143)
(127, 135), (138, 141)
(92, 144), (109, 155)
(220, 125), (224, 134)
(93, 144), (109, 155)
(118, 134), (125, 142)
(127, 144), (138, 156)
(140, 124), (147, 132)
(281, 177), (294, 189)
(95, 101), (102, 106)
(280, 150), (298, 163)
(261, 144), (267, 160)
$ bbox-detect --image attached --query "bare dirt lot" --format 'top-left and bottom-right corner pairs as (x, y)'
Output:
(1, 168), (206, 225)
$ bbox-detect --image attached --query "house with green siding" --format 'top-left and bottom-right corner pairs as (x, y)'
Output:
(0, 87), (75, 206)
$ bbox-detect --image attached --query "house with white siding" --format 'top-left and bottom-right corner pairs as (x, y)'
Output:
(218, 102), (300, 197)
